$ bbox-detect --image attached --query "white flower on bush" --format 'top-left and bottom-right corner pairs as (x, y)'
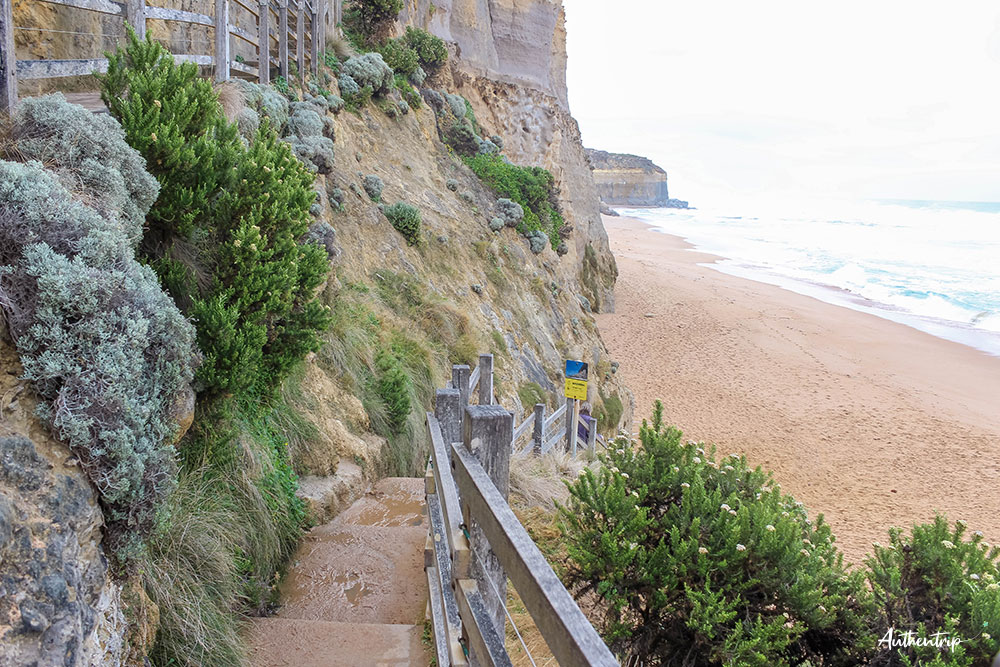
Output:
(971, 574), (980, 580)
(723, 465), (735, 472)
(766, 525), (776, 532)
(873, 541), (882, 548)
(800, 549), (810, 557)
(631, 490), (640, 498)
(988, 583), (999, 591)
(728, 509), (737, 516)
(975, 531), (984, 538)
(984, 632), (992, 640)
(942, 540), (956, 549)
(735, 544), (746, 552)
(672, 466), (679, 473)
(803, 539), (811, 546)
(720, 504), (731, 511)
(782, 511), (790, 518)
(698, 547), (708, 555)
(730, 453), (740, 459)
(692, 457), (701, 464)
(681, 482), (690, 488)
(957, 519), (967, 528)
(621, 472), (629, 479)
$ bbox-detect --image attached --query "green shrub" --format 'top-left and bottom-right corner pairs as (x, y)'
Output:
(101, 31), (331, 399)
(378, 38), (419, 76)
(375, 350), (412, 435)
(100, 28), (241, 244)
(384, 202), (421, 245)
(463, 152), (564, 249)
(341, 52), (394, 97)
(866, 516), (1000, 666)
(394, 74), (422, 109)
(344, 0), (402, 41)
(0, 157), (196, 565)
(403, 26), (447, 70)
(559, 401), (873, 666)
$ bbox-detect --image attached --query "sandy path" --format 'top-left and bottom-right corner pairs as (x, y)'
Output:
(596, 215), (1000, 563)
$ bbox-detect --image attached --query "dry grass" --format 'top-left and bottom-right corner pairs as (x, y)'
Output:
(326, 34), (353, 61)
(509, 450), (588, 511)
(0, 113), (24, 163)
(215, 81), (246, 122)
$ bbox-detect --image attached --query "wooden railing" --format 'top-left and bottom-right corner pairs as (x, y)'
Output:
(426, 354), (617, 665)
(0, 0), (340, 113)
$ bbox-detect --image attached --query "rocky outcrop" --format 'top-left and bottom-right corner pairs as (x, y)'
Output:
(0, 338), (128, 667)
(586, 148), (683, 207)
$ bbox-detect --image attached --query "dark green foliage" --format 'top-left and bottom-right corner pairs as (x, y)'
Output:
(273, 75), (291, 97)
(463, 153), (564, 249)
(375, 350), (411, 435)
(394, 75), (422, 110)
(100, 27), (241, 246)
(344, 0), (403, 41)
(559, 401), (874, 666)
(323, 49), (341, 71)
(402, 26), (447, 70)
(445, 120), (481, 155)
(378, 38), (419, 77)
(866, 516), (1000, 666)
(384, 201), (421, 245)
(101, 31), (331, 399)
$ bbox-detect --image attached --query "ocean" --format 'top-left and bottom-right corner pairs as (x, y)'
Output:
(617, 199), (1000, 357)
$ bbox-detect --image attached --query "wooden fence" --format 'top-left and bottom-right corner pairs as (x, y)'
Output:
(0, 0), (340, 113)
(425, 353), (617, 666)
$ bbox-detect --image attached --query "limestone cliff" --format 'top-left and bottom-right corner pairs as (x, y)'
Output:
(398, 0), (618, 312)
(585, 148), (688, 208)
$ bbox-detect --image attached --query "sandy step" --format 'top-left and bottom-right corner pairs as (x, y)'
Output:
(333, 477), (427, 528)
(277, 523), (428, 624)
(247, 618), (428, 667)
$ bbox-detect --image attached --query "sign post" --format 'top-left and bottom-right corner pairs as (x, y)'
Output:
(564, 360), (588, 455)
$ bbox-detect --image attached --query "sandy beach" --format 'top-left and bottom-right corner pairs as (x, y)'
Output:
(596, 214), (1000, 563)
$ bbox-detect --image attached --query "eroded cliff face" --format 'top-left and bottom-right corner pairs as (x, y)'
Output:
(586, 148), (673, 207)
(399, 0), (618, 312)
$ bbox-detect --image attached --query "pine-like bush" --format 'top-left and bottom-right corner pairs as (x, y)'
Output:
(559, 401), (873, 666)
(403, 27), (447, 70)
(866, 516), (1000, 666)
(375, 350), (411, 435)
(101, 31), (331, 399)
(344, 0), (402, 41)
(100, 28), (241, 246)
(378, 38), (419, 77)
(384, 202), (421, 245)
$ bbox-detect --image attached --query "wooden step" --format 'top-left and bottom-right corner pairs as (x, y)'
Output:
(247, 618), (428, 667)
(332, 477), (427, 528)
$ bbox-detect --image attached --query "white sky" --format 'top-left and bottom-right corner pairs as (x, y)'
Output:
(564, 0), (1000, 205)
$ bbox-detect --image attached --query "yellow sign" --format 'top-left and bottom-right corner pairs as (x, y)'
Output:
(564, 378), (588, 401)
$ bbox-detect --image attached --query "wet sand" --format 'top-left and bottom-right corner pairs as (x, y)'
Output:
(596, 215), (1000, 563)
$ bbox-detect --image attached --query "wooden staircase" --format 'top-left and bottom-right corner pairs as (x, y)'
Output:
(247, 478), (431, 667)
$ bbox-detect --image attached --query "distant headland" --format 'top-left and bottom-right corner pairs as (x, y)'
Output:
(585, 148), (690, 209)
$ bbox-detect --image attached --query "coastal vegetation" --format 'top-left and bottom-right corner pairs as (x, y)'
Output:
(558, 401), (1000, 666)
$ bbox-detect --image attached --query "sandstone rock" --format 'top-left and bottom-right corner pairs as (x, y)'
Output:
(167, 384), (195, 445)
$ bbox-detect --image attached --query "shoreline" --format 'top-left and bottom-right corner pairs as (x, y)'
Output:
(596, 214), (1000, 563)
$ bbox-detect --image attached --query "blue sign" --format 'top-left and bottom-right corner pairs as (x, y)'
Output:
(565, 359), (588, 381)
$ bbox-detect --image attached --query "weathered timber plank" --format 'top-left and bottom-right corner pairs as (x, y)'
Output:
(37, 0), (122, 15)
(145, 5), (213, 26)
(478, 353), (493, 405)
(455, 579), (512, 667)
(427, 411), (470, 579)
(532, 403), (545, 455)
(469, 365), (481, 394)
(512, 412), (535, 444)
(228, 22), (257, 45)
(543, 402), (567, 431)
(1, 0), (16, 112)
(173, 54), (214, 66)
(16, 58), (108, 79)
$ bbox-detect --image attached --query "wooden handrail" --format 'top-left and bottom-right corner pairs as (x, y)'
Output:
(1, 0), (338, 109)
(544, 402), (567, 431)
(450, 440), (618, 666)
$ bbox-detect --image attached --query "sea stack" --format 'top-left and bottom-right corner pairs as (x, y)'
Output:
(586, 148), (689, 208)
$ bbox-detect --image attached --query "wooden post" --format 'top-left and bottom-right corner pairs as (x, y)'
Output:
(532, 403), (545, 455)
(309, 3), (319, 75)
(215, 0), (230, 82)
(295, 0), (305, 84)
(564, 396), (576, 454)
(477, 353), (493, 406)
(463, 404), (513, 642)
(277, 0), (288, 78)
(435, 388), (462, 448)
(0, 0), (16, 115)
(126, 0), (146, 40)
(452, 365), (471, 411)
(258, 0), (270, 83)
